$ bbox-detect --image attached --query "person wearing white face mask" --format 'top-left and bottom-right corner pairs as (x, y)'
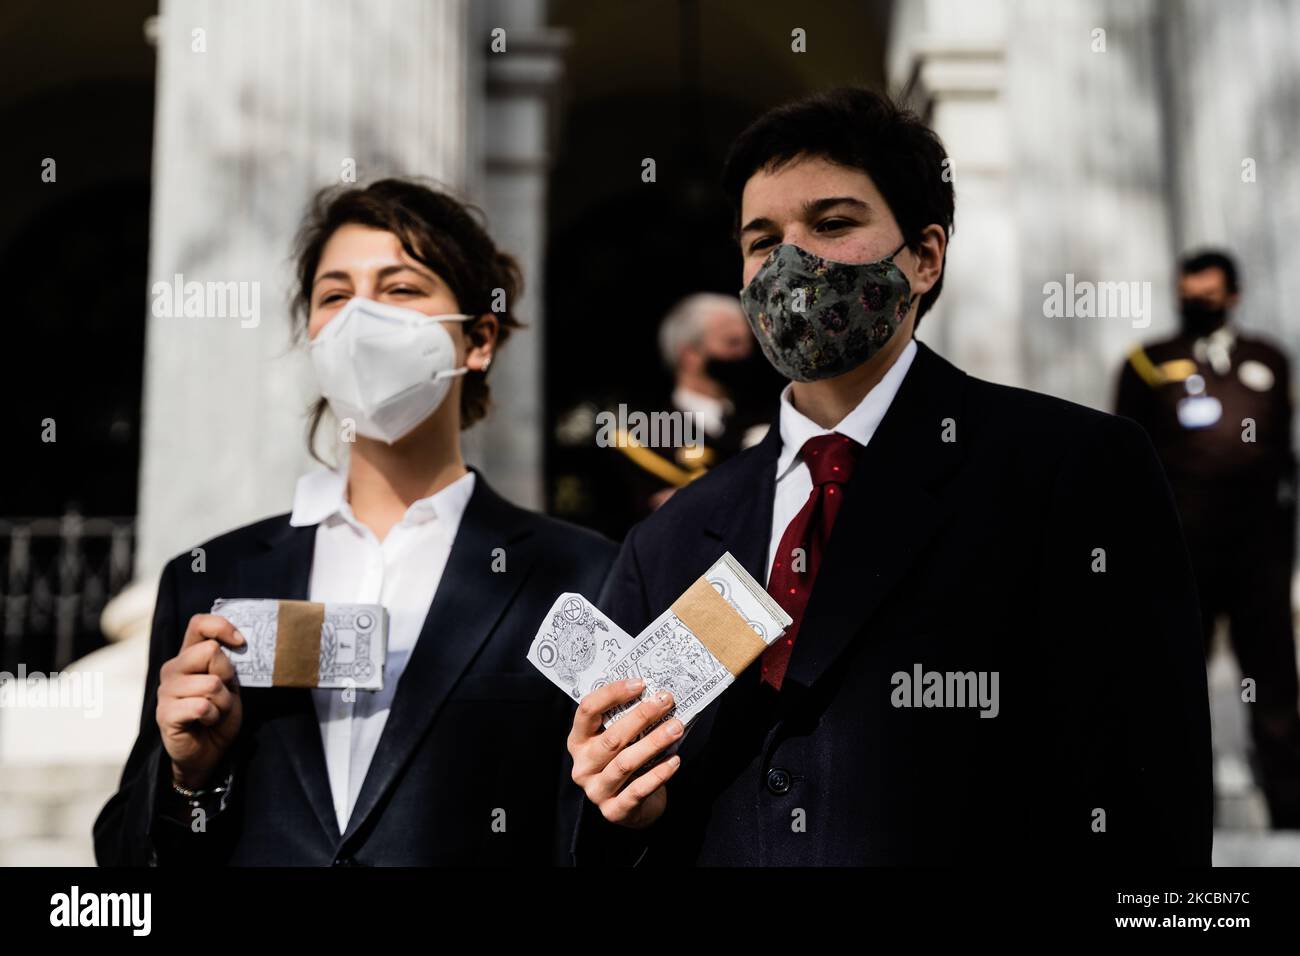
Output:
(308, 295), (476, 446)
(96, 179), (617, 866)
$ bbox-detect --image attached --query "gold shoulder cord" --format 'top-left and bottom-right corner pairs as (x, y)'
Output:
(1127, 345), (1167, 388)
(613, 429), (702, 488)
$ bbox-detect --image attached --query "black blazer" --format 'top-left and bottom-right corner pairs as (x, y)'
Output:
(575, 341), (1213, 866)
(95, 470), (615, 866)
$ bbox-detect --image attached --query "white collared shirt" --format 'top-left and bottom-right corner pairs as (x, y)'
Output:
(766, 338), (918, 582)
(672, 385), (732, 438)
(289, 466), (476, 834)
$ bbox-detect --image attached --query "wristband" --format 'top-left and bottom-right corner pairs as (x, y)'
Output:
(171, 769), (234, 811)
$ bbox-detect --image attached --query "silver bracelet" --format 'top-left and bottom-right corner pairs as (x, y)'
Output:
(172, 770), (233, 805)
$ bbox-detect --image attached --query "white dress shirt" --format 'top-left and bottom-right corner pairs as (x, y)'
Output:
(671, 385), (731, 438)
(766, 338), (918, 583)
(289, 465), (476, 834)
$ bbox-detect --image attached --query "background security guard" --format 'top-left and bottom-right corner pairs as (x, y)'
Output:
(1116, 248), (1300, 828)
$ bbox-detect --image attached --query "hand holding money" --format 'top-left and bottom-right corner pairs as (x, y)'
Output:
(568, 680), (684, 829)
(530, 552), (791, 729)
(212, 598), (388, 691)
(156, 613), (245, 791)
(536, 552), (792, 829)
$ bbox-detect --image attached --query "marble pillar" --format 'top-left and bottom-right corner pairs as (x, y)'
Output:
(462, 0), (569, 510)
(136, 0), (471, 579)
(887, 0), (1022, 388)
(889, 0), (1177, 410)
(1160, 0), (1300, 431)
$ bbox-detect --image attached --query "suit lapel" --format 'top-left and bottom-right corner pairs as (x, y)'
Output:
(677, 344), (969, 758)
(702, 417), (782, 582)
(674, 420), (783, 762)
(236, 520), (341, 844)
(340, 471), (539, 846)
(783, 341), (968, 691)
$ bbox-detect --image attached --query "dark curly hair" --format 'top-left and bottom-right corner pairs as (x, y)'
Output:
(290, 178), (523, 460)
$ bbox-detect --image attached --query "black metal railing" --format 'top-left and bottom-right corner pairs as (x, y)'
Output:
(0, 513), (135, 672)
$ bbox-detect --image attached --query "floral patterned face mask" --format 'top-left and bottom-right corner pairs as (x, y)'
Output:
(739, 241), (917, 382)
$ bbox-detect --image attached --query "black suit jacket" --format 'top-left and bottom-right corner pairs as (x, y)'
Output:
(95, 470), (615, 866)
(575, 341), (1213, 866)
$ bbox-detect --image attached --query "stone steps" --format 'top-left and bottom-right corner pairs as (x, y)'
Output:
(0, 762), (120, 866)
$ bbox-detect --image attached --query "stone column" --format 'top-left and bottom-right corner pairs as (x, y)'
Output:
(888, 0), (1178, 409)
(1160, 0), (1300, 407)
(1003, 0), (1176, 407)
(136, 0), (471, 579)
(887, 0), (1021, 388)
(460, 0), (569, 510)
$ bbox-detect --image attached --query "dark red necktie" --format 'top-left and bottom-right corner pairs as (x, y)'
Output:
(760, 433), (860, 690)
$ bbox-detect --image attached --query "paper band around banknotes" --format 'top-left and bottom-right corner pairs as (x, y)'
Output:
(670, 577), (767, 676)
(271, 600), (324, 687)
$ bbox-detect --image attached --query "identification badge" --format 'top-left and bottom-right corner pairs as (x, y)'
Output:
(1238, 360), (1275, 392)
(1177, 395), (1223, 429)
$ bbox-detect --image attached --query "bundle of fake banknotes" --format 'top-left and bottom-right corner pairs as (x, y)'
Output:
(212, 598), (389, 690)
(208, 550), (789, 723)
(526, 552), (792, 735)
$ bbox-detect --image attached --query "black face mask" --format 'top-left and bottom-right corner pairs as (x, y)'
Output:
(704, 352), (776, 404)
(1179, 298), (1228, 337)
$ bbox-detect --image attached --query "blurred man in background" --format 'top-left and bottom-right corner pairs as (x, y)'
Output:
(1116, 249), (1300, 828)
(611, 293), (777, 514)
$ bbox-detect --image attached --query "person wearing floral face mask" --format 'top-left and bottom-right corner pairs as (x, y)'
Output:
(96, 179), (616, 866)
(568, 88), (1212, 866)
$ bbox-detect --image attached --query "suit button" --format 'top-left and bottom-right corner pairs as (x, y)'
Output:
(766, 767), (792, 795)
(332, 856), (354, 867)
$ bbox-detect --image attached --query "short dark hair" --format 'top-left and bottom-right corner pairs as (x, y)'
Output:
(721, 87), (955, 323)
(291, 178), (523, 461)
(1179, 248), (1239, 295)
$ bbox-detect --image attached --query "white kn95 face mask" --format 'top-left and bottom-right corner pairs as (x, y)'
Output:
(309, 296), (472, 444)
